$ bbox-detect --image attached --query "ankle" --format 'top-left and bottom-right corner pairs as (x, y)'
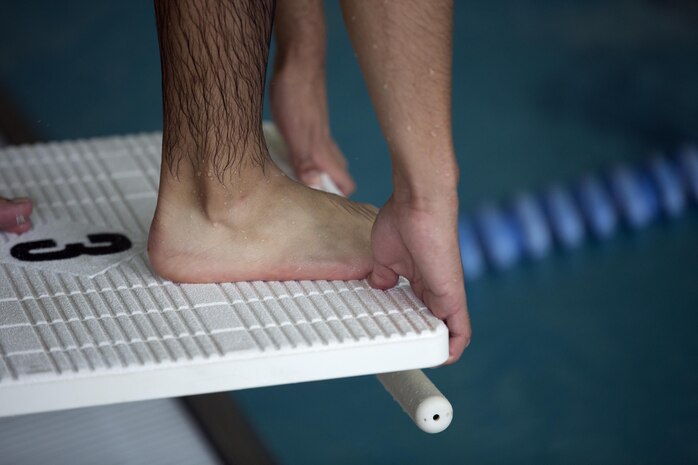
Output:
(155, 151), (286, 225)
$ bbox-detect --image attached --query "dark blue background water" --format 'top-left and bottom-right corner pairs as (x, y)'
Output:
(1, 1), (697, 463)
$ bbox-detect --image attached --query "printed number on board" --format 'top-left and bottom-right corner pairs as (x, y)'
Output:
(10, 233), (132, 262)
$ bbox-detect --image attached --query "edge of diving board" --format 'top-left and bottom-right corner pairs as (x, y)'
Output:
(0, 124), (452, 433)
(264, 123), (454, 433)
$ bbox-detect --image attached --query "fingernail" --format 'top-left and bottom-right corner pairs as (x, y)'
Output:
(10, 197), (31, 205)
(16, 214), (27, 225)
(302, 171), (322, 189)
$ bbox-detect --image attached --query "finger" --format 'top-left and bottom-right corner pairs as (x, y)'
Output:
(324, 163), (356, 196)
(299, 169), (323, 189)
(288, 138), (356, 195)
(325, 144), (355, 195)
(411, 276), (425, 301)
(288, 147), (320, 186)
(368, 262), (399, 290)
(4, 221), (33, 235)
(421, 281), (470, 364)
(443, 309), (471, 364)
(0, 198), (33, 231)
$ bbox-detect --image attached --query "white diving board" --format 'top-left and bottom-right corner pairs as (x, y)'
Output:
(0, 126), (451, 431)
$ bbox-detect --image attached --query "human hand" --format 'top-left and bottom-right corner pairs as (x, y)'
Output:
(270, 62), (356, 196)
(0, 197), (33, 234)
(368, 195), (471, 364)
(271, 0), (355, 196)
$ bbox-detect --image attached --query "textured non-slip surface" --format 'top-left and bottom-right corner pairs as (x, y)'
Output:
(3, 2), (698, 462)
(0, 134), (447, 416)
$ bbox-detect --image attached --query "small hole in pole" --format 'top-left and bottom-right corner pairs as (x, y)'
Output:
(433, 414), (440, 421)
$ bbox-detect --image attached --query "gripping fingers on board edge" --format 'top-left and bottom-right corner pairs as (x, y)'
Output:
(262, 122), (454, 434)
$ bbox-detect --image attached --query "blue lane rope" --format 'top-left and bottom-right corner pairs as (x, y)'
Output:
(459, 146), (698, 279)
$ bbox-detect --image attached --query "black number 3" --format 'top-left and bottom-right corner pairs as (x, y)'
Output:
(10, 233), (132, 262)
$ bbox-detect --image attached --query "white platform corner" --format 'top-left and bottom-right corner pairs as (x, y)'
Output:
(0, 131), (448, 417)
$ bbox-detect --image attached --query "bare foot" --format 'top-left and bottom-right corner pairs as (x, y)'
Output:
(270, 57), (356, 195)
(148, 159), (375, 283)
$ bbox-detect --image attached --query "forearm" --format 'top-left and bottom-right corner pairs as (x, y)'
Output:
(274, 0), (326, 77)
(340, 0), (457, 206)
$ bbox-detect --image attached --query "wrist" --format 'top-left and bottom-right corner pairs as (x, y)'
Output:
(392, 157), (460, 210)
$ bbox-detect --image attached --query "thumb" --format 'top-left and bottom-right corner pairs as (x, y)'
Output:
(299, 170), (323, 189)
(323, 164), (356, 196)
(368, 262), (399, 290)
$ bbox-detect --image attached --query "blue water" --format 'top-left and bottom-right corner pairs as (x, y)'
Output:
(1, 1), (697, 463)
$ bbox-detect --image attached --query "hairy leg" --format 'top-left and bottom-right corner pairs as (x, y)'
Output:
(271, 0), (355, 195)
(155, 0), (273, 178)
(149, 0), (375, 283)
